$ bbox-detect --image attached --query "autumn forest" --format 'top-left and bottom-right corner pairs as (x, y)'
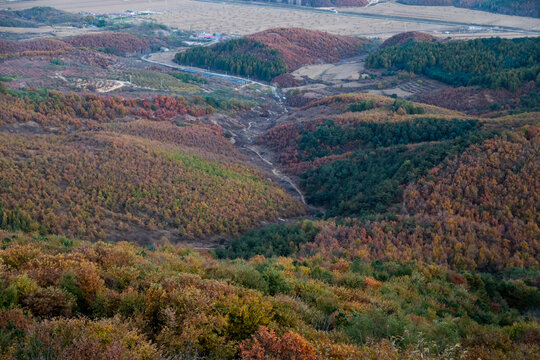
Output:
(0, 6), (539, 360)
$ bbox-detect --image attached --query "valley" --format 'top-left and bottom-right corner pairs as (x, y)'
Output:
(0, 3), (539, 360)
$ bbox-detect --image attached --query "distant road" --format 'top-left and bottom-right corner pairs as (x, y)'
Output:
(142, 53), (249, 84)
(196, 0), (540, 35)
(141, 52), (281, 98)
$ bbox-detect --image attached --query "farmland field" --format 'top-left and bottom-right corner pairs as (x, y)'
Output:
(4, 0), (540, 38)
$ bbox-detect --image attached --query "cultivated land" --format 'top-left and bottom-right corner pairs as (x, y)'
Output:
(3, 0), (540, 38)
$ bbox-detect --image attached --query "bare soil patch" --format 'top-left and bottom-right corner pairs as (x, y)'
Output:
(5, 0), (539, 38)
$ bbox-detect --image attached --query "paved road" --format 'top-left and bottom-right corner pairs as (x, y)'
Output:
(141, 53), (281, 99)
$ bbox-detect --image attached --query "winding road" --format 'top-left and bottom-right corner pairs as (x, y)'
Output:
(141, 53), (281, 99)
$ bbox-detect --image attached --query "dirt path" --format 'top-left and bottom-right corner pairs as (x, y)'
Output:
(233, 107), (309, 207)
(143, 52), (308, 207)
(143, 50), (320, 234)
(244, 145), (306, 205)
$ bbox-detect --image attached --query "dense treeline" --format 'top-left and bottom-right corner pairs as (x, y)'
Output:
(216, 222), (320, 259)
(175, 38), (288, 82)
(0, 7), (83, 28)
(64, 32), (150, 55)
(367, 37), (540, 91)
(297, 117), (478, 162)
(0, 231), (538, 359)
(248, 28), (368, 71)
(229, 126), (540, 271)
(301, 123), (490, 216)
(397, 0), (540, 18)
(0, 87), (210, 128)
(0, 127), (303, 240)
(263, 114), (488, 216)
(170, 71), (208, 84)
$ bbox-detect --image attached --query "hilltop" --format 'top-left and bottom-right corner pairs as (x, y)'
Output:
(175, 28), (368, 82)
(381, 31), (439, 48)
(368, 36), (540, 115)
(248, 28), (368, 71)
(0, 6), (83, 28)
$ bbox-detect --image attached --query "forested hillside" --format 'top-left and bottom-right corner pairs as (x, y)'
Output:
(175, 28), (367, 82)
(0, 32), (150, 59)
(367, 37), (540, 91)
(64, 33), (151, 56)
(380, 31), (439, 48)
(257, 94), (539, 272)
(0, 39), (73, 58)
(175, 38), (288, 82)
(261, 94), (476, 214)
(264, 129), (538, 269)
(249, 28), (368, 71)
(0, 122), (303, 241)
(0, 7), (83, 27)
(413, 83), (540, 115)
(0, 87), (210, 128)
(0, 75), (303, 242)
(0, 19), (538, 360)
(397, 0), (540, 18)
(1, 230), (538, 360)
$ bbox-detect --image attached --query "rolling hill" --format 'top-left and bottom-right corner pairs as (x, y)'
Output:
(367, 37), (540, 90)
(0, 121), (304, 242)
(0, 7), (83, 28)
(248, 28), (368, 71)
(175, 28), (369, 82)
(380, 31), (439, 48)
(255, 93), (539, 271)
(261, 94), (481, 214)
(64, 33), (151, 56)
(0, 20), (538, 360)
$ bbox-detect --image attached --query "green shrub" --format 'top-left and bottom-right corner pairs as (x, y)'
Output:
(349, 99), (374, 112)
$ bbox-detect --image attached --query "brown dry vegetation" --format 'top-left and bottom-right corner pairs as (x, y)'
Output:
(381, 31), (439, 48)
(0, 122), (304, 241)
(248, 28), (369, 71)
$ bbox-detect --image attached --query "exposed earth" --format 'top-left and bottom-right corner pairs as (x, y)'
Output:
(3, 0), (539, 39)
